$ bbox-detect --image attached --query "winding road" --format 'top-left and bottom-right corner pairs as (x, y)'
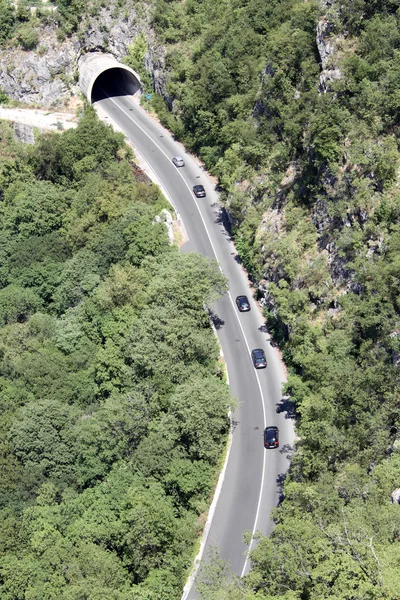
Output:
(94, 92), (295, 597)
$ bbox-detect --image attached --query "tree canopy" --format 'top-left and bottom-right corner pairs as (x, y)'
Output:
(147, 0), (400, 597)
(0, 111), (230, 599)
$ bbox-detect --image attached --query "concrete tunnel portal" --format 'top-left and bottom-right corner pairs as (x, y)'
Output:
(78, 52), (141, 104)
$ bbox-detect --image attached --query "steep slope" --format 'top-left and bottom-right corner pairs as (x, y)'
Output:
(148, 1), (400, 597)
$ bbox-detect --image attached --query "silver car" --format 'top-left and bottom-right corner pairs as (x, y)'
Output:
(172, 156), (185, 167)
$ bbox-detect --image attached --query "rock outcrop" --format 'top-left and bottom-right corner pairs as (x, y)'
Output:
(0, 0), (166, 107)
(316, 2), (343, 92)
(391, 488), (400, 504)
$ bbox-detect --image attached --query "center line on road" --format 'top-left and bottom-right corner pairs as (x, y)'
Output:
(100, 92), (269, 578)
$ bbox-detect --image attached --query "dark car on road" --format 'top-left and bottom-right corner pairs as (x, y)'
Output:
(236, 295), (251, 312)
(251, 348), (267, 369)
(193, 184), (206, 198)
(264, 426), (279, 449)
(172, 156), (185, 167)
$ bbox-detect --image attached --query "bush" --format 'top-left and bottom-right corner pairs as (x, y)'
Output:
(17, 25), (39, 50)
(0, 89), (9, 104)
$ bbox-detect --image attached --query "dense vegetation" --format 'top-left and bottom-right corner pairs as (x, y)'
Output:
(147, 0), (400, 598)
(0, 0), (91, 48)
(0, 109), (232, 599)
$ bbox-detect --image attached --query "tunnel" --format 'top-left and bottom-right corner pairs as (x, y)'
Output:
(78, 52), (141, 104)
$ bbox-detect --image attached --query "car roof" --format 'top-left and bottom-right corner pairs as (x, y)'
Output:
(174, 156), (184, 160)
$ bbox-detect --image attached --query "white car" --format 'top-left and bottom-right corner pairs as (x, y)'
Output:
(172, 156), (185, 167)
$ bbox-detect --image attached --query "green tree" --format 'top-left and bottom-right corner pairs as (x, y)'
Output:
(0, 1), (16, 45)
(10, 398), (80, 488)
(0, 284), (42, 326)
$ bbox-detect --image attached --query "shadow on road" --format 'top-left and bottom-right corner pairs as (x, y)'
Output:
(276, 472), (286, 504)
(276, 397), (296, 420)
(209, 311), (225, 330)
(214, 205), (233, 242)
(280, 443), (295, 461)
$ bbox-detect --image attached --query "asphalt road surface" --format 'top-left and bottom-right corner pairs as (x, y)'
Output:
(95, 92), (295, 597)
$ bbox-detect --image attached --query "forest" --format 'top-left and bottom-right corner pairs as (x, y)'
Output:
(149, 0), (400, 598)
(1, 0), (400, 598)
(0, 109), (232, 599)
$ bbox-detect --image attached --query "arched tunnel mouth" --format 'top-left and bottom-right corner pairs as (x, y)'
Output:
(91, 67), (141, 103)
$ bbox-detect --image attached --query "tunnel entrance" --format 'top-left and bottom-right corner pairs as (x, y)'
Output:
(78, 52), (141, 105)
(91, 67), (141, 103)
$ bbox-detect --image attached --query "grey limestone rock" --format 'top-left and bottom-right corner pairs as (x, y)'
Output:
(391, 488), (400, 504)
(0, 0), (166, 107)
(13, 121), (35, 144)
(316, 9), (342, 93)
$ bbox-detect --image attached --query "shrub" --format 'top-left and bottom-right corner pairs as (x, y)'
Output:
(17, 25), (39, 50)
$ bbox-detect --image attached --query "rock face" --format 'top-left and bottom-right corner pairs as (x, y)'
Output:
(13, 122), (35, 144)
(0, 27), (79, 106)
(0, 0), (166, 107)
(316, 2), (343, 93)
(391, 488), (400, 504)
(154, 209), (174, 245)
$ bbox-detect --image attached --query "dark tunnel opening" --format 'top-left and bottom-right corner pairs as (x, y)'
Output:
(91, 67), (141, 103)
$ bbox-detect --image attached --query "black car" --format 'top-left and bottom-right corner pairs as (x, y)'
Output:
(236, 295), (251, 312)
(193, 185), (206, 198)
(251, 348), (267, 369)
(264, 426), (279, 449)
(172, 156), (185, 167)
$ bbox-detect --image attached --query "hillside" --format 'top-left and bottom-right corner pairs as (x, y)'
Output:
(0, 109), (232, 599)
(1, 0), (400, 598)
(149, 0), (400, 597)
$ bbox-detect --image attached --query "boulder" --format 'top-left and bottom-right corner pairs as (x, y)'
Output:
(391, 489), (400, 504)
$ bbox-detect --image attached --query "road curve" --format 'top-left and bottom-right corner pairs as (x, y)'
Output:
(95, 94), (295, 595)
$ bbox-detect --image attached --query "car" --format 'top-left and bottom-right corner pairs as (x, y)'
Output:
(172, 156), (185, 167)
(264, 426), (279, 449)
(251, 348), (267, 369)
(193, 184), (206, 198)
(236, 295), (251, 312)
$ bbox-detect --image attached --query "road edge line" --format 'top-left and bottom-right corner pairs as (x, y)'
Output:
(93, 102), (189, 244)
(181, 319), (232, 600)
(94, 99), (234, 600)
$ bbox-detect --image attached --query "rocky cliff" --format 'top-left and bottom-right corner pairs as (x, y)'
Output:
(0, 0), (164, 107)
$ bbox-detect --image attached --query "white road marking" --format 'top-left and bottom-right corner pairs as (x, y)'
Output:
(100, 93), (268, 580)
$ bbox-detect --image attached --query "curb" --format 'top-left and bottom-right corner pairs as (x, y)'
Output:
(94, 100), (232, 599)
(93, 102), (189, 245)
(181, 318), (232, 600)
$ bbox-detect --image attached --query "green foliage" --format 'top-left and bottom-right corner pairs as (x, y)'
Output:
(17, 24), (39, 50)
(0, 1), (16, 45)
(150, 0), (400, 598)
(55, 0), (87, 35)
(123, 33), (153, 92)
(0, 89), (9, 104)
(30, 107), (126, 184)
(0, 284), (42, 326)
(0, 113), (231, 598)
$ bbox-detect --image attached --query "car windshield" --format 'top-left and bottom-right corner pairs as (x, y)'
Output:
(175, 157), (183, 162)
(254, 351), (264, 359)
(194, 186), (204, 191)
